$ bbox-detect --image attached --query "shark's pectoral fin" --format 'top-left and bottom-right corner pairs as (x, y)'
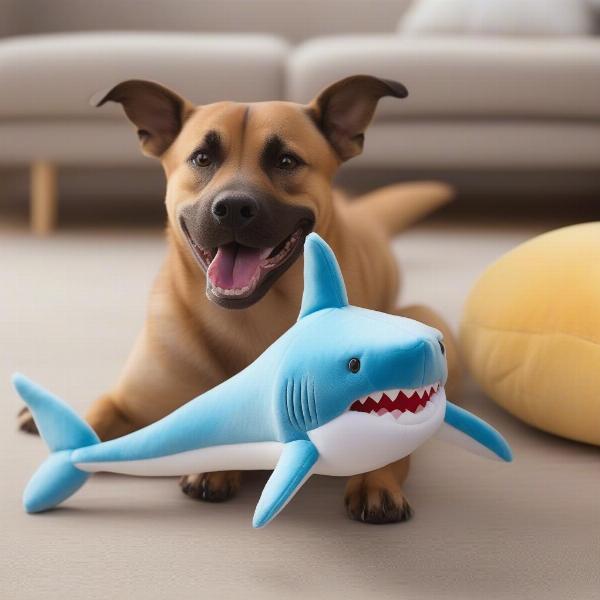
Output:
(438, 401), (513, 462)
(253, 439), (319, 528)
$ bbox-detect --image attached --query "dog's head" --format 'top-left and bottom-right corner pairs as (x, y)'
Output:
(96, 75), (407, 308)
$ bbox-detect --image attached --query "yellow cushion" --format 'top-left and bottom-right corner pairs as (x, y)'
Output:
(460, 222), (600, 446)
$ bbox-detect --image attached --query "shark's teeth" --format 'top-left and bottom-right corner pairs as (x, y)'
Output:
(349, 382), (443, 420)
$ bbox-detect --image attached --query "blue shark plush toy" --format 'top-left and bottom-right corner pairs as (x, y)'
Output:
(15, 233), (511, 528)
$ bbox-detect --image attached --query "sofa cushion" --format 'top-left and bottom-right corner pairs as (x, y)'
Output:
(398, 0), (593, 36)
(0, 32), (288, 118)
(288, 36), (600, 119)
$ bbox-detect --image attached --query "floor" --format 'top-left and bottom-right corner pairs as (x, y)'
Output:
(1, 219), (599, 600)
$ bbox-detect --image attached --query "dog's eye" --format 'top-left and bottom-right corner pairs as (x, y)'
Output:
(438, 340), (445, 355)
(348, 358), (361, 373)
(190, 151), (212, 168)
(276, 153), (299, 171)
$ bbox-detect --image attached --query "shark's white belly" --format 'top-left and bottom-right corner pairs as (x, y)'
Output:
(75, 442), (284, 476)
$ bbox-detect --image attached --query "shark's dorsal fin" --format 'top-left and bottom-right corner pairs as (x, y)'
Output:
(438, 401), (513, 462)
(253, 440), (319, 528)
(298, 234), (348, 319)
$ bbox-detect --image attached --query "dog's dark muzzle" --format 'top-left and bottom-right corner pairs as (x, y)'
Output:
(179, 186), (314, 250)
(177, 186), (315, 308)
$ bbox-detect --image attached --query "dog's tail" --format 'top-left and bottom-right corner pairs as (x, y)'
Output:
(350, 181), (454, 237)
(13, 373), (100, 513)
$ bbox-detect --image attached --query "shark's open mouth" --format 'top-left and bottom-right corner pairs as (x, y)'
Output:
(350, 383), (442, 424)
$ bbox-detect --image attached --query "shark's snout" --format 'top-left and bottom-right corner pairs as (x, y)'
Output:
(346, 334), (446, 426)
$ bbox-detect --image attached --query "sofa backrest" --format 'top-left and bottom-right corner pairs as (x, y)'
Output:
(0, 0), (19, 36)
(4, 0), (413, 43)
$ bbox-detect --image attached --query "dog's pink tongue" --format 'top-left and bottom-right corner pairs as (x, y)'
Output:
(207, 243), (264, 289)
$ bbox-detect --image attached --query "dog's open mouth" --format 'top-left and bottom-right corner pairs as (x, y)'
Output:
(183, 222), (312, 304)
(350, 383), (442, 424)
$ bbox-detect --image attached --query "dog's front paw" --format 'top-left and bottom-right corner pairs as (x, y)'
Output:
(179, 471), (241, 503)
(17, 407), (38, 435)
(344, 476), (413, 524)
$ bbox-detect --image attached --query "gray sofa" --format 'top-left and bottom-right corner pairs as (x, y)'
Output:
(1, 0), (599, 233)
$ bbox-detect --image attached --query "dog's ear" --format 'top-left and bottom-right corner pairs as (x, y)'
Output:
(308, 75), (408, 162)
(93, 80), (194, 157)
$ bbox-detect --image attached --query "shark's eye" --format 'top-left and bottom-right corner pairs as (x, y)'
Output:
(438, 340), (445, 355)
(348, 358), (361, 373)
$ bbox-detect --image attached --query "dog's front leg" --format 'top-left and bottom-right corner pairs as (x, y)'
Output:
(345, 456), (412, 524)
(179, 471), (242, 503)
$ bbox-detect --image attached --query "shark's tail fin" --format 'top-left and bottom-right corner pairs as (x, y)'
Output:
(13, 373), (100, 513)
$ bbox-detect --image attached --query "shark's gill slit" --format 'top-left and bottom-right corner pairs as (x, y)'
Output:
(308, 377), (317, 426)
(292, 378), (303, 430)
(286, 379), (298, 430)
(300, 376), (310, 428)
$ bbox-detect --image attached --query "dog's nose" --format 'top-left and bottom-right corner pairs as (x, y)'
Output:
(211, 194), (258, 229)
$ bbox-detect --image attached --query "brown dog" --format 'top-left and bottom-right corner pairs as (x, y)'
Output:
(19, 75), (460, 523)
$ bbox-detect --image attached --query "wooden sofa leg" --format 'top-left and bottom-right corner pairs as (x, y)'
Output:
(30, 161), (58, 235)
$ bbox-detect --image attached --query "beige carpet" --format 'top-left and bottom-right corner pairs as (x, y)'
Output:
(1, 221), (599, 600)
